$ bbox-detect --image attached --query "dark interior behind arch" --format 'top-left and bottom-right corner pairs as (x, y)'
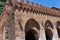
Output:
(45, 20), (53, 40)
(25, 18), (40, 40)
(45, 29), (53, 40)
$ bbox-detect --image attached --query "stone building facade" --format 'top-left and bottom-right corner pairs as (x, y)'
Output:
(0, 0), (60, 40)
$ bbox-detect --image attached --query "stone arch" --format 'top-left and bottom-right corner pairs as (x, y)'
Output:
(25, 18), (40, 40)
(45, 20), (53, 29)
(45, 20), (53, 40)
(56, 21), (60, 38)
(32, 27), (40, 34)
(25, 18), (40, 32)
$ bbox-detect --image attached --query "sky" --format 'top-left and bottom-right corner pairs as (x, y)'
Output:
(18, 0), (60, 8)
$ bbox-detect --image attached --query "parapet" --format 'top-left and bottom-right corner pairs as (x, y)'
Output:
(6, 0), (60, 17)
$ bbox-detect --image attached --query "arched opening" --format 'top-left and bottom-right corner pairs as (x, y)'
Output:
(57, 21), (60, 38)
(25, 29), (39, 40)
(45, 20), (53, 29)
(45, 20), (53, 40)
(25, 18), (40, 40)
(45, 29), (53, 40)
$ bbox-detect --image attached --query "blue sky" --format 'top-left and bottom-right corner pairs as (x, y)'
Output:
(18, 0), (60, 8)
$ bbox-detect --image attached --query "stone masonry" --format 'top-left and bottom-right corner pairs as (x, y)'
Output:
(0, 0), (60, 40)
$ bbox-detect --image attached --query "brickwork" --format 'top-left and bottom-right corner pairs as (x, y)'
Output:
(0, 0), (60, 40)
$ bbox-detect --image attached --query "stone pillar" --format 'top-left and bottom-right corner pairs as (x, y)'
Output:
(14, 25), (24, 40)
(40, 29), (46, 40)
(40, 24), (46, 40)
(21, 30), (25, 39)
(52, 22), (58, 40)
(14, 22), (22, 40)
(21, 31), (25, 40)
(15, 30), (21, 40)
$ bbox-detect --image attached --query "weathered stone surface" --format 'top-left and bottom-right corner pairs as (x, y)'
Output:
(0, 0), (60, 40)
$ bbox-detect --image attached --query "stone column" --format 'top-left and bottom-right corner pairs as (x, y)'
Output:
(15, 30), (21, 40)
(21, 31), (25, 40)
(40, 29), (46, 40)
(52, 22), (58, 40)
(40, 24), (46, 40)
(14, 27), (24, 40)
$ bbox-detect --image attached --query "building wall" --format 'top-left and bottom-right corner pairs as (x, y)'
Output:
(0, 0), (60, 40)
(14, 9), (60, 40)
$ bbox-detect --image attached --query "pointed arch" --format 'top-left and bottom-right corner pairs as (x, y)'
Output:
(25, 18), (40, 32)
(45, 20), (53, 29)
(25, 18), (40, 40)
(45, 20), (53, 40)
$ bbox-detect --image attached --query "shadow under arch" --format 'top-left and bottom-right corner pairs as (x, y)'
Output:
(25, 18), (40, 40)
(25, 29), (39, 40)
(56, 21), (60, 38)
(45, 20), (53, 40)
(45, 29), (53, 40)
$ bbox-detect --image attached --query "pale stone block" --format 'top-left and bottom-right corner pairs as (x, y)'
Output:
(40, 30), (46, 40)
(15, 37), (21, 40)
(52, 28), (58, 40)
